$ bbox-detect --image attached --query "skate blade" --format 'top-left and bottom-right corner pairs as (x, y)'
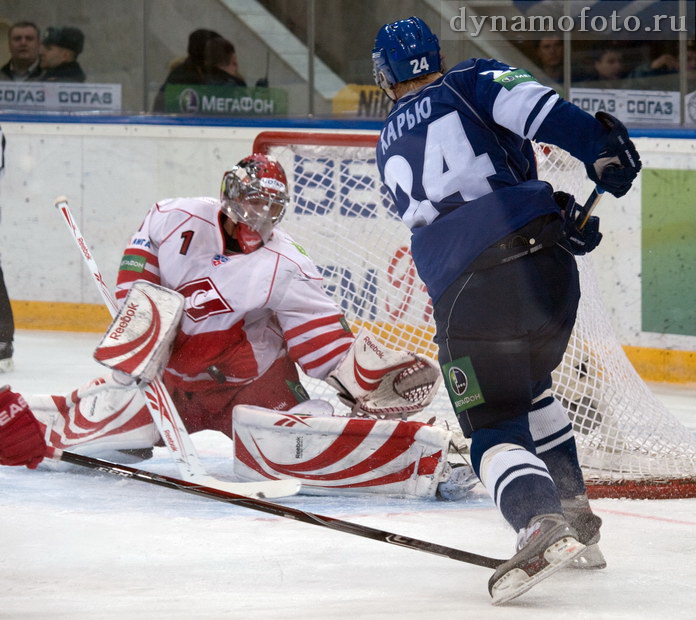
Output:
(568, 543), (607, 570)
(491, 537), (586, 606)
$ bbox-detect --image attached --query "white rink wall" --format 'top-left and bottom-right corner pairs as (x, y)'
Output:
(0, 121), (694, 357)
(593, 136), (696, 353)
(0, 121), (259, 307)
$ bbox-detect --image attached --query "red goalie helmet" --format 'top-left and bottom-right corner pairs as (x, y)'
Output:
(220, 154), (289, 252)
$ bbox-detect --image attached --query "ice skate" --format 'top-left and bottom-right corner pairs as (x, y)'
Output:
(0, 343), (13, 373)
(436, 462), (478, 500)
(488, 513), (586, 605)
(562, 494), (606, 569)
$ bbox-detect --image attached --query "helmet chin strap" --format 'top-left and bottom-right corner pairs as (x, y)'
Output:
(381, 85), (397, 101)
(235, 222), (265, 254)
(375, 70), (397, 101)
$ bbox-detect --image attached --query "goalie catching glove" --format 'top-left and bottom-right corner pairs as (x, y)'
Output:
(326, 329), (441, 419)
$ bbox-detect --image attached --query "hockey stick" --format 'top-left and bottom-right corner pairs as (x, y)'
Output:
(578, 187), (605, 230)
(53, 196), (300, 499)
(53, 448), (506, 569)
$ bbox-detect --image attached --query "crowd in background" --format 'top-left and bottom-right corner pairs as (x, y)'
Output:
(0, 20), (250, 101)
(529, 36), (696, 91)
(151, 28), (248, 112)
(1, 21), (85, 82)
(0, 18), (695, 121)
(3, 19), (695, 95)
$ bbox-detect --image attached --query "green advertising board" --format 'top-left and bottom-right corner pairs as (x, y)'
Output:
(164, 84), (288, 115)
(642, 168), (696, 336)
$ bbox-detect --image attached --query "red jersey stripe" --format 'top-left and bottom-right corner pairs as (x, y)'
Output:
(284, 314), (347, 340)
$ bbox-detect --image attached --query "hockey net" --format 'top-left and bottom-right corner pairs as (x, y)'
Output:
(254, 130), (696, 499)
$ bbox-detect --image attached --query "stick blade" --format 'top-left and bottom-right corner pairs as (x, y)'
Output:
(198, 476), (302, 499)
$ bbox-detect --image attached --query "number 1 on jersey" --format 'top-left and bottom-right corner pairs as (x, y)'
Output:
(180, 230), (194, 255)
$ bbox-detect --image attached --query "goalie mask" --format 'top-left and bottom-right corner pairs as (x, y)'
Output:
(220, 154), (289, 253)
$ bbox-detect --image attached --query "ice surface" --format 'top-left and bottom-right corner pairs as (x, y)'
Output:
(1, 330), (695, 619)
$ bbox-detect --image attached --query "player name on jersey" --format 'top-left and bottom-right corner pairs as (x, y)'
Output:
(0, 82), (121, 112)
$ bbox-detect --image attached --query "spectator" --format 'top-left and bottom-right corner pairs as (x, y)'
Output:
(39, 26), (86, 82)
(584, 45), (626, 88)
(1, 21), (42, 81)
(534, 36), (563, 86)
(629, 41), (696, 90)
(202, 37), (246, 87)
(628, 42), (678, 81)
(152, 28), (225, 112)
(0, 126), (13, 373)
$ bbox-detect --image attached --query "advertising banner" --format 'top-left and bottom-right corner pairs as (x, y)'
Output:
(0, 82), (121, 112)
(570, 88), (681, 124)
(164, 85), (287, 115)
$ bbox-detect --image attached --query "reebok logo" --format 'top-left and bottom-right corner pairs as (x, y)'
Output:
(0, 395), (28, 426)
(363, 335), (384, 359)
(108, 302), (139, 340)
(78, 237), (92, 260)
(163, 430), (179, 453)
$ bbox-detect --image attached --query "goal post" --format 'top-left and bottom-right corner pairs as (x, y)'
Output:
(253, 130), (696, 499)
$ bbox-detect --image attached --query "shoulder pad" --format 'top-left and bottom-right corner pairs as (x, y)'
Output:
(266, 229), (323, 280)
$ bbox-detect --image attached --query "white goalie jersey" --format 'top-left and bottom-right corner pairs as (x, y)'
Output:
(115, 197), (355, 391)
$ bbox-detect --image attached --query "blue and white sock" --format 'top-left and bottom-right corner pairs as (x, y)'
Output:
(529, 395), (586, 499)
(471, 418), (563, 531)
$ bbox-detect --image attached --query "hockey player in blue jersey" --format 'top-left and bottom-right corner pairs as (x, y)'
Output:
(372, 17), (641, 605)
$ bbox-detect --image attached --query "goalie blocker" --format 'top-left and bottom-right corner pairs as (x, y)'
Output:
(93, 282), (184, 383)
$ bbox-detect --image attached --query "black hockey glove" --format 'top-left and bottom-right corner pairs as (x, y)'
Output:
(585, 111), (642, 198)
(554, 191), (602, 255)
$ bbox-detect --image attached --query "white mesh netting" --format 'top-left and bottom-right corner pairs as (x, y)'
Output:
(255, 131), (696, 496)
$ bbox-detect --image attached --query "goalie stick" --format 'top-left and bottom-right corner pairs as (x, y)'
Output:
(52, 448), (505, 570)
(53, 196), (300, 500)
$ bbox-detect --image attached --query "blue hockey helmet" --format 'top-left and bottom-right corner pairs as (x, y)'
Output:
(372, 17), (441, 96)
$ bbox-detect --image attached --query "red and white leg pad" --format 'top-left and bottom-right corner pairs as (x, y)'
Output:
(232, 404), (452, 498)
(25, 373), (158, 461)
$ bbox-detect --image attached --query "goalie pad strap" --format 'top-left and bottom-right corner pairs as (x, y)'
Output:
(232, 404), (452, 498)
(94, 282), (184, 383)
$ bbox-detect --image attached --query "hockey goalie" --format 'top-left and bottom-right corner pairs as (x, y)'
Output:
(0, 154), (476, 500)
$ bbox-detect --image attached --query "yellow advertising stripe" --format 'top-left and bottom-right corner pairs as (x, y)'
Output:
(12, 300), (111, 333)
(10, 302), (696, 383)
(623, 345), (696, 384)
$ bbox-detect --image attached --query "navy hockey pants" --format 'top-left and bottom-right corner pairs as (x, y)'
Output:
(433, 244), (580, 437)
